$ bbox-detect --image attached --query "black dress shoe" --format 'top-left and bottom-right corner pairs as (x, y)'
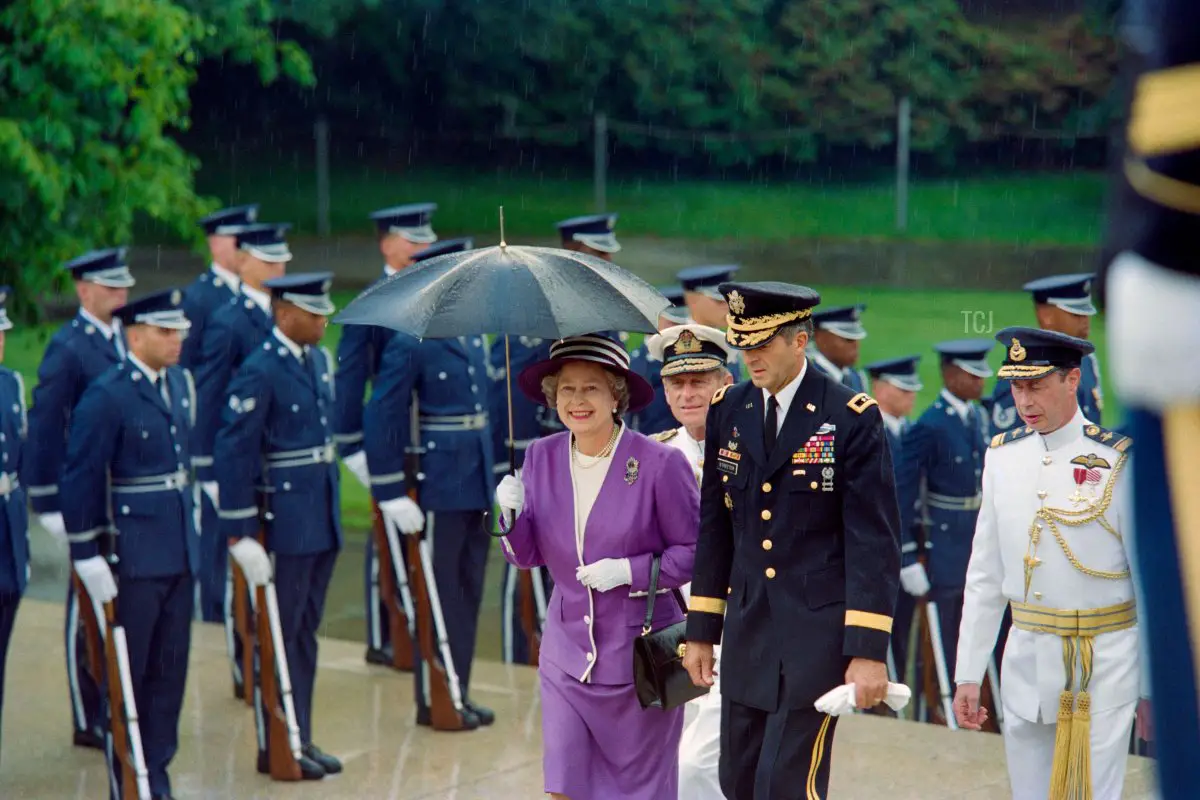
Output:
(464, 701), (495, 726)
(364, 645), (393, 666)
(73, 728), (104, 750)
(303, 743), (343, 775)
(257, 750), (327, 780)
(416, 706), (480, 730)
(232, 679), (245, 700)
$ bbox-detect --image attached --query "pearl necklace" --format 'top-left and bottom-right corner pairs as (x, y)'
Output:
(571, 424), (620, 469)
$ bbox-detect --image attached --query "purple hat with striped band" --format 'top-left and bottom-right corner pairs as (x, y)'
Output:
(517, 333), (655, 413)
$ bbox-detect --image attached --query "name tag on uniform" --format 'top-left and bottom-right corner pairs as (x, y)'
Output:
(716, 458), (739, 476)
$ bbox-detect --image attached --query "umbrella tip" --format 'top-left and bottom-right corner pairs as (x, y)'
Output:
(499, 205), (506, 248)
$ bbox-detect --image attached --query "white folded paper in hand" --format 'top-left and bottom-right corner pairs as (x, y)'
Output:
(814, 682), (912, 716)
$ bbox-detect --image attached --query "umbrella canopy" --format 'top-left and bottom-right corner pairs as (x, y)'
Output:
(333, 244), (669, 339)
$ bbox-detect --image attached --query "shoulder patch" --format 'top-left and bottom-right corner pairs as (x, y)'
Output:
(847, 392), (878, 414)
(991, 425), (1036, 448)
(651, 429), (680, 443)
(1084, 424), (1132, 453)
(710, 384), (729, 405)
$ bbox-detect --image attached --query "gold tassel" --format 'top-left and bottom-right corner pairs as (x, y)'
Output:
(1065, 690), (1093, 799)
(1048, 689), (1075, 799)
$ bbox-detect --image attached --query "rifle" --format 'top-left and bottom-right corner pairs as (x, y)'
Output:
(406, 391), (471, 731)
(71, 572), (105, 692)
(254, 580), (305, 780)
(103, 599), (152, 800)
(230, 550), (255, 707)
(370, 499), (416, 671)
(517, 569), (540, 666)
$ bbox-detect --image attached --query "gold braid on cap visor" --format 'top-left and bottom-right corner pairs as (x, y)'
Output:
(661, 356), (723, 377)
(997, 363), (1059, 379)
(725, 308), (811, 347)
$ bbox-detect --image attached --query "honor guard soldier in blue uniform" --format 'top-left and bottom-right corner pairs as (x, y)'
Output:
(192, 222), (291, 698)
(990, 274), (1102, 433)
(181, 203), (259, 623)
(808, 304), (869, 393)
(336, 205), (439, 667)
(365, 304), (496, 728)
(0, 288), (29, 759)
(60, 289), (198, 800)
(627, 285), (690, 435)
(27, 247), (135, 749)
(677, 265), (743, 382)
(894, 340), (992, 688)
(683, 281), (901, 799)
(216, 273), (342, 780)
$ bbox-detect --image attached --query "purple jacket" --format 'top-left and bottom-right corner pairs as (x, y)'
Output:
(501, 429), (699, 685)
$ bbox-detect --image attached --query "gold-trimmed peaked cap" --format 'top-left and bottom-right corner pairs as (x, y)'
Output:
(994, 326), (1095, 380)
(645, 323), (732, 377)
(719, 281), (821, 350)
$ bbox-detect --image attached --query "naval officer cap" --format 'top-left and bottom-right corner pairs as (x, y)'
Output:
(0, 286), (13, 332)
(1023, 273), (1097, 316)
(264, 272), (336, 316)
(812, 304), (868, 340)
(864, 355), (923, 392)
(658, 284), (689, 324)
(718, 281), (821, 350)
(995, 326), (1095, 380)
(198, 203), (259, 235)
(678, 264), (740, 301)
(113, 289), (191, 330)
(934, 339), (994, 379)
(63, 248), (137, 289)
(370, 203), (438, 244)
(646, 324), (732, 378)
(234, 223), (293, 263)
(556, 213), (621, 254)
(411, 237), (474, 264)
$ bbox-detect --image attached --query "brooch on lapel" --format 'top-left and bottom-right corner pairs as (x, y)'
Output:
(625, 457), (639, 485)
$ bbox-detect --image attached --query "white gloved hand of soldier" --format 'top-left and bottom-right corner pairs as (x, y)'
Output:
(39, 512), (67, 545)
(201, 481), (220, 509)
(576, 558), (633, 592)
(815, 682), (912, 716)
(229, 537), (272, 586)
(899, 563), (931, 597)
(73, 555), (118, 604)
(380, 496), (424, 536)
(342, 450), (371, 489)
(496, 474), (525, 521)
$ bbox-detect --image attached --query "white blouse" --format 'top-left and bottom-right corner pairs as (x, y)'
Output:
(570, 424), (625, 560)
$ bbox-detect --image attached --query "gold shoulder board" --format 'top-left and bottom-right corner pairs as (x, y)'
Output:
(847, 392), (878, 414)
(710, 384), (730, 405)
(991, 425), (1036, 448)
(1083, 424), (1133, 453)
(651, 429), (680, 443)
(990, 433), (1005, 448)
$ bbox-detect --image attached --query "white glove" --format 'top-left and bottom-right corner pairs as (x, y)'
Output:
(380, 496), (425, 536)
(73, 556), (118, 604)
(229, 538), (272, 587)
(814, 682), (912, 717)
(40, 512), (67, 544)
(495, 474), (525, 520)
(342, 451), (371, 488)
(201, 481), (220, 509)
(899, 563), (931, 597)
(576, 558), (633, 592)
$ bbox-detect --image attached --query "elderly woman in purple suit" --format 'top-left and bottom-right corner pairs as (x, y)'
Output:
(495, 333), (700, 800)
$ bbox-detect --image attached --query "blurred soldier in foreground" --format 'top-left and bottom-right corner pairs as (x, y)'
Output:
(627, 285), (690, 435)
(216, 273), (343, 779)
(644, 323), (732, 799)
(989, 274), (1102, 433)
(954, 328), (1148, 800)
(27, 248), (135, 749)
(1096, 1), (1200, 791)
(807, 304), (869, 393)
(676, 265), (742, 381)
(62, 289), (198, 799)
(181, 203), (260, 624)
(0, 288), (28, 760)
(335, 204), (438, 667)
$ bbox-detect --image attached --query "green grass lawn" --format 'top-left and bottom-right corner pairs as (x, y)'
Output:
(156, 162), (1109, 247)
(5, 286), (1118, 531)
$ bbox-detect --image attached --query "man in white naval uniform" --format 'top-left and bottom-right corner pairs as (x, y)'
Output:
(644, 323), (733, 799)
(954, 326), (1150, 800)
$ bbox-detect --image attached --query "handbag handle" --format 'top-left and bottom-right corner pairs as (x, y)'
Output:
(641, 555), (687, 636)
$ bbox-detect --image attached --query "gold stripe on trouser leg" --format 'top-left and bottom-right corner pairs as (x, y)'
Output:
(806, 713), (833, 800)
(1164, 404), (1200, 722)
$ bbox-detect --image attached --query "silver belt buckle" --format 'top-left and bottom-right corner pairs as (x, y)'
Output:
(0, 473), (11, 495)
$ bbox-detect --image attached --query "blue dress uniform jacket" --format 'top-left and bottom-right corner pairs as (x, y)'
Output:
(488, 336), (552, 474)
(990, 352), (1103, 433)
(180, 268), (238, 370)
(61, 362), (199, 579)
(27, 313), (124, 514)
(332, 271), (396, 459)
(686, 369), (902, 712)
(0, 368), (29, 596)
(627, 344), (675, 435)
(809, 348), (868, 394)
(214, 335), (341, 556)
(365, 334), (495, 510)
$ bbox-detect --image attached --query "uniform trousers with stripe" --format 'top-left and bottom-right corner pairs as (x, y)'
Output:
(106, 573), (193, 800)
(720, 674), (838, 800)
(0, 592), (18, 762)
(499, 561), (553, 665)
(65, 582), (105, 738)
(196, 490), (225, 623)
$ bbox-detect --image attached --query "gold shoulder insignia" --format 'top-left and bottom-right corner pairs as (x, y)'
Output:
(990, 433), (1005, 448)
(651, 429), (680, 443)
(1083, 425), (1132, 453)
(847, 392), (877, 414)
(991, 425), (1036, 448)
(710, 384), (730, 405)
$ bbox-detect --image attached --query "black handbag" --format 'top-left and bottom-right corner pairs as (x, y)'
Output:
(632, 555), (710, 710)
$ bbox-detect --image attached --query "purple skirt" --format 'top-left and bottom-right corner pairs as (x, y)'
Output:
(541, 660), (683, 799)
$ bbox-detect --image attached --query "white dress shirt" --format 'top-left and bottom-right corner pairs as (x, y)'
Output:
(762, 357), (809, 435)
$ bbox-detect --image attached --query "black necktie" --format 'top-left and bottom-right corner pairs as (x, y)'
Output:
(153, 375), (169, 406)
(765, 395), (779, 455)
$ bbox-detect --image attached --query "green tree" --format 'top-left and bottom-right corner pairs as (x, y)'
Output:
(0, 0), (314, 319)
